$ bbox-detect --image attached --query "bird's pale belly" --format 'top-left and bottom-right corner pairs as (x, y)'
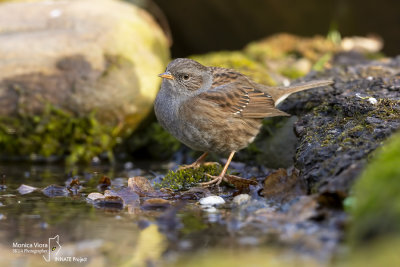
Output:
(177, 116), (262, 155)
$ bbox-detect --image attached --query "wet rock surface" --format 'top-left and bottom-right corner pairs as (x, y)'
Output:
(284, 54), (400, 196)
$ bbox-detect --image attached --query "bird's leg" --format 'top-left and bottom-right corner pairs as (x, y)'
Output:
(178, 152), (209, 170)
(200, 151), (236, 187)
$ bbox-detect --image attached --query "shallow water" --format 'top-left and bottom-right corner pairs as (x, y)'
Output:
(0, 162), (333, 266)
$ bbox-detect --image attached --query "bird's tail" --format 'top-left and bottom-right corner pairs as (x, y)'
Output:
(262, 80), (333, 106)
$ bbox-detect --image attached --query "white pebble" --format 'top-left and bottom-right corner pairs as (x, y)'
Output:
(368, 97), (378, 105)
(199, 195), (225, 206)
(87, 192), (104, 201)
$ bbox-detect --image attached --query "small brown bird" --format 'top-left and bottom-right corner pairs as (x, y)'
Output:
(155, 58), (333, 186)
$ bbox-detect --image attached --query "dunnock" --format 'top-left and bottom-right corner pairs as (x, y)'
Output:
(155, 58), (333, 186)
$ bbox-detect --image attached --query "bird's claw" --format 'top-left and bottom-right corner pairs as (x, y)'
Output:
(199, 174), (226, 187)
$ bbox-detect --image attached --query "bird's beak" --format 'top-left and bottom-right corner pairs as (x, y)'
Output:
(158, 71), (174, 80)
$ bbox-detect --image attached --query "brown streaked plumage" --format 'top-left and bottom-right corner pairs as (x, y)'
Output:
(155, 58), (333, 187)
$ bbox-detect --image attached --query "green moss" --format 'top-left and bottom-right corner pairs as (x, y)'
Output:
(0, 103), (115, 164)
(279, 67), (306, 79)
(312, 53), (333, 71)
(190, 51), (276, 86)
(154, 164), (223, 191)
(347, 131), (400, 245)
(244, 33), (338, 63)
(364, 52), (386, 60)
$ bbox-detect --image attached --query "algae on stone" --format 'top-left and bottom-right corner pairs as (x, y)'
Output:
(347, 131), (400, 245)
(244, 33), (338, 62)
(0, 103), (115, 164)
(0, 0), (170, 162)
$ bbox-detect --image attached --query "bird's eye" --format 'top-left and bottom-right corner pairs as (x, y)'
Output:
(183, 74), (190, 80)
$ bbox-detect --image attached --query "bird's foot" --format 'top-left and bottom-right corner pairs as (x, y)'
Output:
(200, 174), (257, 188)
(178, 161), (219, 171)
(199, 174), (226, 187)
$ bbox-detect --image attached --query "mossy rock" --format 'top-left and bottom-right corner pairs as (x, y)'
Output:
(0, 104), (115, 164)
(0, 0), (170, 162)
(347, 131), (400, 246)
(244, 33), (338, 62)
(155, 164), (223, 191)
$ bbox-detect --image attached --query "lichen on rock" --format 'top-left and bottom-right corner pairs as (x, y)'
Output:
(292, 55), (400, 196)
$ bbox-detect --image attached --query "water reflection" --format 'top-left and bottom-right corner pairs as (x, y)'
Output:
(0, 164), (143, 266)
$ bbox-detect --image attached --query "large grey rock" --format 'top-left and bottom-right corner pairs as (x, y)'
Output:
(0, 0), (169, 131)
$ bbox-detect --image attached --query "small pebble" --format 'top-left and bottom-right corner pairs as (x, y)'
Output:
(87, 192), (104, 201)
(141, 198), (170, 210)
(42, 185), (69, 197)
(368, 97), (378, 104)
(232, 194), (251, 206)
(91, 156), (100, 165)
(17, 184), (38, 195)
(199, 195), (225, 206)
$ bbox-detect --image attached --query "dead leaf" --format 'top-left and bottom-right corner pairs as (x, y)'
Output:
(67, 178), (82, 195)
(261, 168), (306, 203)
(225, 174), (257, 190)
(99, 176), (111, 186)
(69, 178), (80, 187)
